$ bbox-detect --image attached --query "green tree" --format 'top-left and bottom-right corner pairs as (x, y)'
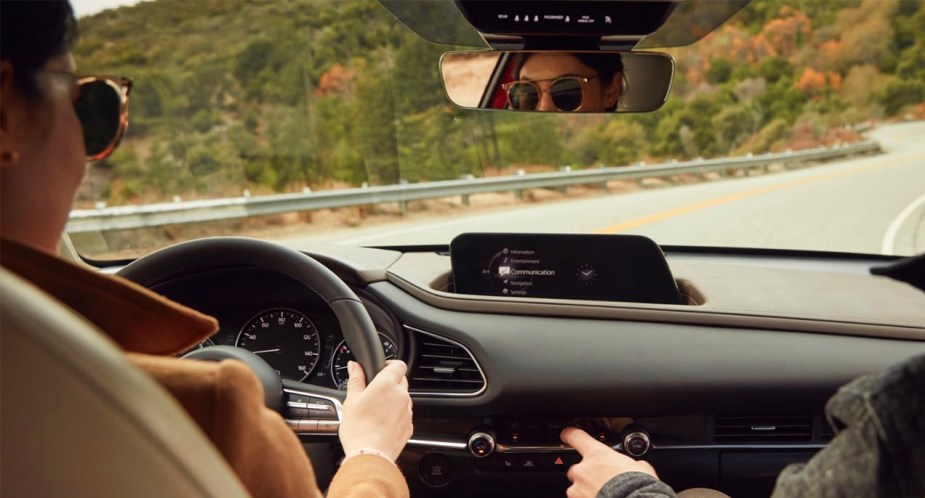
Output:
(598, 120), (647, 166)
(351, 57), (400, 185)
(877, 79), (925, 115)
(713, 104), (762, 154)
(758, 57), (793, 84)
(707, 58), (734, 84)
(391, 33), (447, 114)
(495, 114), (566, 167)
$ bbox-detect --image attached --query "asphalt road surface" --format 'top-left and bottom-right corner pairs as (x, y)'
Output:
(284, 122), (925, 256)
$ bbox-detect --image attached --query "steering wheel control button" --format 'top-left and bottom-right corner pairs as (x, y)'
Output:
(307, 397), (336, 409)
(296, 420), (319, 433)
(420, 454), (454, 486)
(623, 430), (651, 458)
(288, 407), (309, 419)
(468, 432), (496, 457)
(288, 394), (311, 404)
(308, 408), (338, 420)
(315, 420), (340, 434)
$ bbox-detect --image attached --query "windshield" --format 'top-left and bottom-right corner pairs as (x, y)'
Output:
(71, 0), (925, 259)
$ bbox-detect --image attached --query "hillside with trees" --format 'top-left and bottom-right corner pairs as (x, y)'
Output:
(74, 0), (925, 207)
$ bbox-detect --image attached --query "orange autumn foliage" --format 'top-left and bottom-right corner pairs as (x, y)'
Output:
(760, 7), (812, 58)
(796, 68), (826, 93)
(818, 39), (844, 71)
(315, 64), (355, 97)
(796, 68), (842, 95)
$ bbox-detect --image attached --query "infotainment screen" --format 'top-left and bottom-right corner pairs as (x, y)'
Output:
(450, 233), (680, 304)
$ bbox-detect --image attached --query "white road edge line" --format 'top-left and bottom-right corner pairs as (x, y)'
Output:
(881, 192), (925, 255)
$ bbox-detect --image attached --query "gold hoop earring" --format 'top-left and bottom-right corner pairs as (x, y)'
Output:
(1, 150), (20, 165)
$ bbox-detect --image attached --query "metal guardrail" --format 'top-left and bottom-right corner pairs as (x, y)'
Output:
(67, 141), (880, 233)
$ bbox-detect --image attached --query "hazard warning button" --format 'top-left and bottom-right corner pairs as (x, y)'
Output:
(539, 453), (580, 470)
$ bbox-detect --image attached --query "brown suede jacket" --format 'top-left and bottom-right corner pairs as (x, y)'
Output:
(1, 238), (409, 498)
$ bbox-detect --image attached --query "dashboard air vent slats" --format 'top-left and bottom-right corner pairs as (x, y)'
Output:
(714, 416), (813, 443)
(818, 418), (837, 442)
(408, 330), (486, 396)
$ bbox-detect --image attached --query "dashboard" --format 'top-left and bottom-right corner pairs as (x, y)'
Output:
(136, 239), (925, 498)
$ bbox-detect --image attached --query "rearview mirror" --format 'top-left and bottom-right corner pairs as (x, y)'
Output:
(441, 51), (674, 113)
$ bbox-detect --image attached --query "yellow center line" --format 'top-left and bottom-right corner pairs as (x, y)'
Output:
(593, 155), (922, 235)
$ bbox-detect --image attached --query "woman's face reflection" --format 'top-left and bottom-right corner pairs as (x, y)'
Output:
(518, 53), (622, 112)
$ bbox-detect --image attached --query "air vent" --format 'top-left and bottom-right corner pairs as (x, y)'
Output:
(407, 327), (486, 396)
(714, 416), (813, 443)
(818, 417), (837, 442)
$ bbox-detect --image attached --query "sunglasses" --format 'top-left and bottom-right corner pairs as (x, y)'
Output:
(502, 75), (597, 112)
(71, 75), (133, 161)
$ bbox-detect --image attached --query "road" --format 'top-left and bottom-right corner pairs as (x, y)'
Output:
(281, 122), (925, 256)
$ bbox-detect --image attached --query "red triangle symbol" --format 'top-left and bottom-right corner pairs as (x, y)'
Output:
(554, 457), (564, 465)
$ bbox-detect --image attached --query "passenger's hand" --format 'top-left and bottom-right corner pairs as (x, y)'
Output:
(339, 360), (413, 461)
(561, 427), (659, 498)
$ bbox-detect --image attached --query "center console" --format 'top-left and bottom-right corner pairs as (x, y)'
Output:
(400, 414), (829, 498)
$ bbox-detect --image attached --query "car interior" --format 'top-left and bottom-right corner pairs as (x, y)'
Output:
(2, 1), (924, 497)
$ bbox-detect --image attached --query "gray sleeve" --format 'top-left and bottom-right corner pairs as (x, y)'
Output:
(597, 472), (679, 498)
(770, 375), (882, 498)
(772, 354), (925, 498)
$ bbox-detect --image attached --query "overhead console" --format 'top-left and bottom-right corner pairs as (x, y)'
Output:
(454, 0), (675, 38)
(450, 233), (682, 305)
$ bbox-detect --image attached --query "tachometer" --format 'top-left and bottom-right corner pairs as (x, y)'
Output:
(236, 308), (321, 382)
(331, 333), (399, 390)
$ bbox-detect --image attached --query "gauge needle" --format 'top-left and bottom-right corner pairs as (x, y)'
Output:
(251, 348), (281, 354)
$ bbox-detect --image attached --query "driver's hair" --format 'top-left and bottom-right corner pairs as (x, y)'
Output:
(0, 0), (79, 101)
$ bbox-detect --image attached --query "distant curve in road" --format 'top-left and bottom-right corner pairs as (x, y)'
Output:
(281, 122), (925, 256)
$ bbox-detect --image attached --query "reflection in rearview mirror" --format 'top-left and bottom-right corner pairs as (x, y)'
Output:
(441, 50), (674, 113)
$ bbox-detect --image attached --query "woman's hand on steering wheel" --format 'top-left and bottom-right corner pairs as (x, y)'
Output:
(339, 360), (413, 462)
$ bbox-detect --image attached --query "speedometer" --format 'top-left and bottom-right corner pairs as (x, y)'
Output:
(235, 308), (321, 382)
(331, 333), (399, 390)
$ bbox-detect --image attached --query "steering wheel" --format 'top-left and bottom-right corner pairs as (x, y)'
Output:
(117, 237), (386, 413)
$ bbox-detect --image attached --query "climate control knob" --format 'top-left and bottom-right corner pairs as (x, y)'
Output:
(622, 430), (651, 458)
(468, 431), (496, 458)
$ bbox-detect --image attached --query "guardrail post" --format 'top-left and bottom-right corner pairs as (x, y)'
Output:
(558, 166), (571, 193)
(515, 169), (526, 199)
(460, 174), (474, 205)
